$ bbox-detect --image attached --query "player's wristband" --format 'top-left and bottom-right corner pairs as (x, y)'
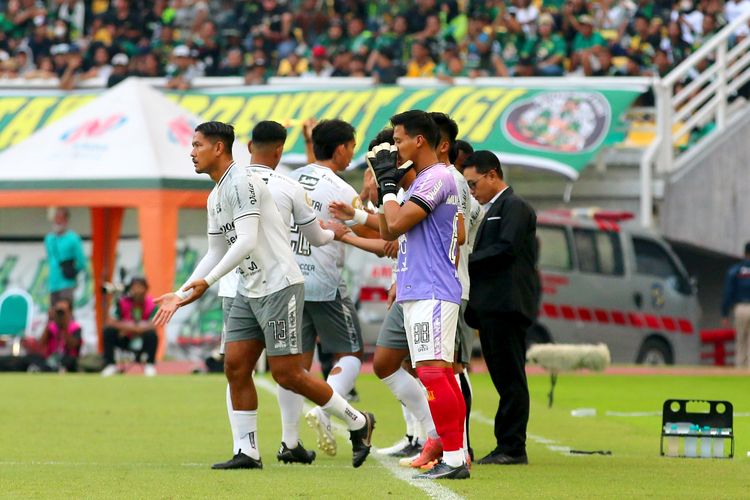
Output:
(352, 209), (368, 226)
(174, 288), (189, 300)
(344, 219), (356, 227)
(383, 193), (398, 205)
(378, 205), (385, 214)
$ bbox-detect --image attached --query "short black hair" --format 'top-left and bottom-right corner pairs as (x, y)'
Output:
(368, 128), (394, 150)
(128, 276), (148, 290)
(449, 139), (474, 164)
(53, 297), (73, 311)
(311, 119), (356, 160)
(429, 112), (458, 149)
(463, 150), (503, 179)
(195, 121), (235, 151)
(390, 110), (440, 148)
(252, 120), (287, 145)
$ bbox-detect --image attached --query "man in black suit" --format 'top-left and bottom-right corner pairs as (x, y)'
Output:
(462, 151), (538, 465)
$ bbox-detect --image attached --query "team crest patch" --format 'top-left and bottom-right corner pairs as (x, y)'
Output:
(502, 91), (611, 153)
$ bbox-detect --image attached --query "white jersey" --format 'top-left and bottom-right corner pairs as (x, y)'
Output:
(208, 163), (303, 299)
(287, 163), (361, 301)
(448, 165), (482, 301)
(218, 164), (318, 298)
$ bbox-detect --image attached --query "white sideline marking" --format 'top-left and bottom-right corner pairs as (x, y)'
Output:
(255, 377), (464, 500)
(471, 411), (572, 456)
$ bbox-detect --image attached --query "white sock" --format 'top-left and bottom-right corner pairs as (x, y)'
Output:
(402, 403), (415, 439)
(226, 385), (241, 454)
(455, 373), (468, 452)
(443, 449), (466, 468)
(234, 410), (260, 459)
(277, 384), (303, 447)
(321, 391), (365, 431)
(326, 356), (361, 396)
(382, 368), (438, 440)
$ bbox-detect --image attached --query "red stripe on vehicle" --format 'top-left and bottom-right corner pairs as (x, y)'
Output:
(542, 303), (559, 318)
(644, 314), (660, 329)
(678, 319), (694, 334)
(577, 307), (593, 322)
(594, 309), (610, 323)
(628, 313), (644, 328)
(661, 316), (678, 332)
(612, 311), (627, 325)
(561, 305), (576, 320)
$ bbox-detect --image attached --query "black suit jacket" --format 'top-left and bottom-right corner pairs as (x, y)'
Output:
(465, 187), (539, 328)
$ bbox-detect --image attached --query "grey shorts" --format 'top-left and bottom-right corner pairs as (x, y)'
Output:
(375, 302), (408, 351)
(454, 299), (476, 365)
(219, 296), (234, 355)
(303, 292), (362, 354)
(225, 284), (305, 357)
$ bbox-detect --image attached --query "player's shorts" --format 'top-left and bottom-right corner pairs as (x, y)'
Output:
(376, 302), (408, 350)
(219, 296), (234, 355)
(402, 299), (459, 367)
(225, 284), (305, 357)
(303, 291), (362, 354)
(454, 299), (476, 365)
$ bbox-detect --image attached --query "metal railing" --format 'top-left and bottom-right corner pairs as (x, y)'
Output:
(640, 9), (750, 226)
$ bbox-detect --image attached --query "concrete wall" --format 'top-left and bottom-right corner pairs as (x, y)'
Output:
(661, 107), (750, 257)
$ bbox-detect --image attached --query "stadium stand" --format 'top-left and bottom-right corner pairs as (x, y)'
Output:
(0, 0), (747, 88)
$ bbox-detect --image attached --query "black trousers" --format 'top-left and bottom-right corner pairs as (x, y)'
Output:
(478, 312), (530, 457)
(103, 327), (158, 365)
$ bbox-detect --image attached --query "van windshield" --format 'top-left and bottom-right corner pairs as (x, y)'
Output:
(632, 237), (691, 294)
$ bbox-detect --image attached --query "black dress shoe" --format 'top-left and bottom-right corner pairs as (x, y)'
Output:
(211, 452), (263, 470)
(477, 452), (528, 465)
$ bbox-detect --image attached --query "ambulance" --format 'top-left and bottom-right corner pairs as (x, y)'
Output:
(532, 209), (701, 365)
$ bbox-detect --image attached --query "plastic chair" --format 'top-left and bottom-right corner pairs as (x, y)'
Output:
(0, 288), (34, 356)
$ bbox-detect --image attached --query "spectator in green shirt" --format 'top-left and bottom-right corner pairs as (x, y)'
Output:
(521, 13), (565, 76)
(571, 14), (607, 73)
(44, 207), (86, 308)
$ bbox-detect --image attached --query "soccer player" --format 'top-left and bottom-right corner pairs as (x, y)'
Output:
(330, 130), (438, 461)
(287, 119), (367, 457)
(430, 112), (482, 462)
(154, 121), (375, 470)
(217, 120), (337, 465)
(372, 110), (469, 480)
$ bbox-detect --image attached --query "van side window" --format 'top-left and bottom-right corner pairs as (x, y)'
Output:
(538, 225), (571, 270)
(632, 237), (689, 293)
(573, 229), (624, 276)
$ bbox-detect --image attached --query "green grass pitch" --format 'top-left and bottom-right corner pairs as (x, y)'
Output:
(1, 371), (748, 498)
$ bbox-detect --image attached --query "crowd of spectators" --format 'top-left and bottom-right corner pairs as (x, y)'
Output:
(0, 0), (748, 89)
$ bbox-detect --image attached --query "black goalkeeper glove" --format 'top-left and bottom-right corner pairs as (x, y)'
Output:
(366, 143), (414, 201)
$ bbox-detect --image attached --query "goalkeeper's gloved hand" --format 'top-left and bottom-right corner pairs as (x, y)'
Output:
(366, 143), (414, 202)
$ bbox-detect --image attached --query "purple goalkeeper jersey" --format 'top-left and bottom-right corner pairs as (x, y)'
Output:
(396, 163), (462, 304)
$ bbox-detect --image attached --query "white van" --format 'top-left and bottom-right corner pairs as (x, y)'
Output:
(532, 209), (702, 365)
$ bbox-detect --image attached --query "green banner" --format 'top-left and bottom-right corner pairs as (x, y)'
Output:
(0, 85), (642, 179)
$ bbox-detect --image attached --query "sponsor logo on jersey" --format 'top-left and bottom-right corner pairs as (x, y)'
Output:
(425, 179), (443, 202)
(446, 194), (459, 206)
(298, 174), (320, 190)
(247, 181), (257, 205)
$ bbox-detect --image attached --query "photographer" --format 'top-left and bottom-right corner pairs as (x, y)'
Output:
(101, 278), (159, 377)
(39, 298), (82, 372)
(44, 207), (86, 307)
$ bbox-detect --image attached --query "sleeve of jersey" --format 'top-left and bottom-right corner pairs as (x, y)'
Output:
(203, 214), (260, 287)
(230, 172), (262, 220)
(408, 176), (443, 214)
(299, 220), (334, 246)
(292, 184), (317, 227)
